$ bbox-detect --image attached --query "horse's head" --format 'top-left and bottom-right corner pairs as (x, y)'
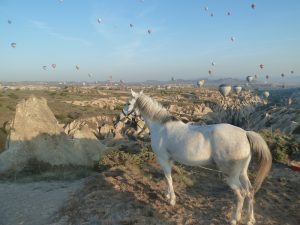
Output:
(121, 89), (143, 120)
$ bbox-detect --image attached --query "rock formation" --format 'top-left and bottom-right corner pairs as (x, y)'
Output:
(0, 96), (108, 174)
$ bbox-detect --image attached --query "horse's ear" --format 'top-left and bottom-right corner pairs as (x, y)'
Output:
(131, 89), (137, 97)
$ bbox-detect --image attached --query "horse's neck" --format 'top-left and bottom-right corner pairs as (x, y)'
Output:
(139, 111), (159, 132)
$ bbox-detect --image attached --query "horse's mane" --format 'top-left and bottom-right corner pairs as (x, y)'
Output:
(136, 94), (178, 124)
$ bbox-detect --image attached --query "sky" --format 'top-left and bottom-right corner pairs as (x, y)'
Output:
(0, 0), (299, 82)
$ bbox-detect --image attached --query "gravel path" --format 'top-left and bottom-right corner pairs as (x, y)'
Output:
(0, 179), (85, 225)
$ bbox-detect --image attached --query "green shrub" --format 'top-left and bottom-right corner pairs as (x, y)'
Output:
(114, 104), (124, 111)
(67, 111), (82, 120)
(54, 114), (71, 124)
(48, 92), (56, 96)
(100, 147), (156, 168)
(7, 93), (18, 99)
(292, 125), (300, 135)
(6, 105), (15, 111)
(260, 129), (300, 163)
(0, 129), (7, 153)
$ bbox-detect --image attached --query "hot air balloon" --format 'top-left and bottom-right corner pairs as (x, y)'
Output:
(227, 12), (231, 16)
(265, 75), (269, 80)
(210, 13), (214, 17)
(260, 64), (264, 69)
(208, 70), (212, 75)
(233, 85), (242, 94)
(130, 24), (134, 28)
(147, 29), (151, 34)
(219, 84), (231, 97)
(211, 62), (215, 66)
(7, 20), (12, 24)
(290, 70), (294, 74)
(246, 76), (253, 83)
(230, 36), (235, 42)
(251, 3), (256, 9)
(197, 80), (205, 88)
(97, 18), (102, 24)
(10, 42), (16, 48)
(52, 64), (56, 69)
(281, 73), (285, 78)
(263, 91), (269, 98)
(75, 65), (80, 70)
(42, 66), (47, 70)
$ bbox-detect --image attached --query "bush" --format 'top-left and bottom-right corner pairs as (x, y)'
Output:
(48, 92), (56, 96)
(260, 129), (300, 163)
(67, 111), (82, 120)
(54, 114), (71, 124)
(7, 93), (18, 99)
(100, 147), (156, 168)
(6, 105), (15, 111)
(114, 104), (124, 111)
(292, 125), (300, 135)
(0, 129), (7, 153)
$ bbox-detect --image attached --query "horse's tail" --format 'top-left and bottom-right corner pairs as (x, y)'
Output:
(246, 131), (272, 193)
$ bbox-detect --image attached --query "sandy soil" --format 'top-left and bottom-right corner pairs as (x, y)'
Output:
(0, 179), (85, 225)
(0, 146), (299, 225)
(51, 161), (300, 225)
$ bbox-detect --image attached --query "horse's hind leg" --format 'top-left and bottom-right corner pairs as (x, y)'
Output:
(157, 157), (176, 206)
(245, 185), (255, 225)
(240, 175), (255, 224)
(226, 175), (246, 225)
(239, 157), (256, 225)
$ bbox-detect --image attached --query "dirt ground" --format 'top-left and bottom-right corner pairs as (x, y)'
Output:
(50, 160), (300, 225)
(0, 179), (85, 225)
(0, 161), (298, 225)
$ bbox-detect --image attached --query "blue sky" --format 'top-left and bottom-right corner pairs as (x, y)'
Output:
(0, 0), (299, 82)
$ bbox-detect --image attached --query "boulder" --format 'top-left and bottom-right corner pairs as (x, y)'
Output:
(0, 96), (108, 174)
(99, 124), (114, 139)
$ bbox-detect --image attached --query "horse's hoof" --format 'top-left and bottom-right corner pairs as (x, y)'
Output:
(166, 193), (170, 199)
(170, 199), (176, 206)
(246, 218), (256, 225)
(230, 219), (237, 225)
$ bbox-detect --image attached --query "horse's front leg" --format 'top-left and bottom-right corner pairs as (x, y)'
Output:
(157, 157), (176, 206)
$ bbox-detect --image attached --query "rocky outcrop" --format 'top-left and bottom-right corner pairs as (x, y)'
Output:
(248, 106), (300, 135)
(168, 104), (213, 121)
(0, 96), (108, 174)
(63, 97), (126, 110)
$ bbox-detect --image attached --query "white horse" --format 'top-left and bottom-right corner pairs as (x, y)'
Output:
(123, 90), (272, 225)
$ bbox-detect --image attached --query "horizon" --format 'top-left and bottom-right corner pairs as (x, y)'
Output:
(0, 0), (299, 82)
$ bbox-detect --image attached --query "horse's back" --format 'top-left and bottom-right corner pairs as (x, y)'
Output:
(157, 121), (213, 166)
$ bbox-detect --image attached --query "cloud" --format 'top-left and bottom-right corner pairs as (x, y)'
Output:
(29, 20), (92, 46)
